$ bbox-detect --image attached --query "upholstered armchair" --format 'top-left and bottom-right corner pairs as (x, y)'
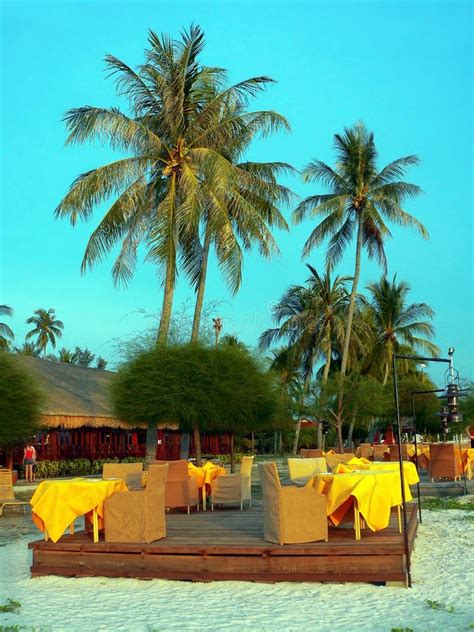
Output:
(153, 459), (199, 513)
(287, 457), (327, 486)
(258, 462), (328, 545)
(104, 464), (168, 543)
(325, 453), (355, 471)
(388, 444), (410, 461)
(102, 462), (144, 490)
(300, 449), (324, 458)
(211, 456), (254, 510)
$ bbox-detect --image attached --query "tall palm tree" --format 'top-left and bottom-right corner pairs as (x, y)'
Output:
(259, 265), (351, 382)
(0, 305), (14, 351)
(293, 122), (427, 377)
(26, 308), (64, 355)
(362, 275), (439, 384)
(187, 100), (293, 341)
(55, 26), (288, 344)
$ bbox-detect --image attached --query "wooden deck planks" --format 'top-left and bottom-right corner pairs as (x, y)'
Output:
(29, 503), (418, 584)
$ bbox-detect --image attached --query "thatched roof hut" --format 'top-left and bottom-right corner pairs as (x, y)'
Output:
(13, 356), (145, 429)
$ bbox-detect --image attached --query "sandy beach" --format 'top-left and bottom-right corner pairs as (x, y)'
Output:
(0, 508), (472, 632)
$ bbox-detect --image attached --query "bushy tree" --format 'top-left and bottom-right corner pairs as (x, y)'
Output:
(0, 353), (44, 448)
(111, 343), (278, 467)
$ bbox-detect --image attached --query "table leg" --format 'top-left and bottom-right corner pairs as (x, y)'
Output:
(44, 528), (48, 542)
(69, 522), (75, 536)
(397, 504), (402, 533)
(92, 508), (99, 543)
(202, 486), (206, 512)
(354, 505), (361, 540)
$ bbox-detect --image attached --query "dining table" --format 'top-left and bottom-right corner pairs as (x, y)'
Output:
(308, 460), (419, 538)
(187, 461), (226, 510)
(30, 477), (128, 543)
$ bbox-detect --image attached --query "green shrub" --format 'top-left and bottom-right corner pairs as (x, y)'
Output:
(34, 457), (146, 478)
(0, 599), (21, 614)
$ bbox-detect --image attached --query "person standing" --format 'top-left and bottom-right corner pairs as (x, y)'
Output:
(23, 443), (36, 482)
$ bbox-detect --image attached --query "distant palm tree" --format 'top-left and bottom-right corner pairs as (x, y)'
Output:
(58, 348), (76, 363)
(260, 265), (351, 382)
(219, 334), (246, 348)
(26, 309), (64, 355)
(293, 122), (427, 377)
(363, 276), (439, 384)
(15, 342), (40, 357)
(55, 26), (289, 344)
(96, 356), (108, 370)
(0, 305), (14, 351)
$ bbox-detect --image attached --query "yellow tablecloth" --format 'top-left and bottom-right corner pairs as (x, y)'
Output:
(30, 478), (127, 543)
(367, 461), (420, 486)
(188, 462), (226, 509)
(308, 468), (415, 532)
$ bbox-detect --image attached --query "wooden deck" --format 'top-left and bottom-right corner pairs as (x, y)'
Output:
(29, 503), (418, 584)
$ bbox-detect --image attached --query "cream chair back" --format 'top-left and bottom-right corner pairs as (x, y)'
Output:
(240, 456), (254, 477)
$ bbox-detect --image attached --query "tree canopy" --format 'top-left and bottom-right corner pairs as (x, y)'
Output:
(111, 343), (280, 435)
(0, 353), (44, 446)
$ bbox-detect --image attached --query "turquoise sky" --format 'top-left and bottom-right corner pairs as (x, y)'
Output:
(1, 0), (472, 382)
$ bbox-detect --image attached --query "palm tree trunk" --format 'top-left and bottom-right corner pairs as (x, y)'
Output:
(157, 254), (176, 345)
(191, 227), (212, 343)
(322, 343), (332, 382)
(157, 176), (177, 345)
(340, 219), (363, 376)
(336, 418), (344, 453)
(382, 361), (390, 386)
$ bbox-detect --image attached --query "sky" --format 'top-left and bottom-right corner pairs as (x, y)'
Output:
(1, 0), (473, 384)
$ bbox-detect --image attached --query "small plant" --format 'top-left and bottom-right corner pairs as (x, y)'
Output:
(391, 628), (414, 632)
(426, 600), (441, 610)
(0, 599), (21, 614)
(421, 497), (474, 512)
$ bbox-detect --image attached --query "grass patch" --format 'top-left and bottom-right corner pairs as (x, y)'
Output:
(421, 497), (474, 511)
(426, 600), (455, 613)
(0, 600), (21, 614)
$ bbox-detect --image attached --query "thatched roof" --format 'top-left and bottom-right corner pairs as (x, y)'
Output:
(12, 356), (147, 430)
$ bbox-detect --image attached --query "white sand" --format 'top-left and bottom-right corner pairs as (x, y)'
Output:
(0, 510), (472, 632)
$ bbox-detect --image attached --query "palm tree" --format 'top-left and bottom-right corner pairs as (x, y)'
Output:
(15, 342), (40, 357)
(187, 101), (293, 341)
(96, 357), (108, 370)
(26, 308), (64, 355)
(362, 275), (439, 384)
(55, 26), (288, 344)
(259, 265), (351, 382)
(293, 122), (427, 377)
(58, 348), (76, 363)
(0, 305), (14, 351)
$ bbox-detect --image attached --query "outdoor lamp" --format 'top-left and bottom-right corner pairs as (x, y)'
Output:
(321, 419), (329, 435)
(439, 407), (449, 435)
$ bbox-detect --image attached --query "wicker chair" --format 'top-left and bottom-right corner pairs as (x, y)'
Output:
(258, 462), (328, 545)
(153, 459), (199, 513)
(287, 457), (327, 486)
(0, 469), (29, 517)
(104, 464), (168, 543)
(210, 456), (254, 510)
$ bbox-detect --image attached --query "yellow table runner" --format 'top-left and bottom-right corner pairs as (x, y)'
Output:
(30, 478), (127, 543)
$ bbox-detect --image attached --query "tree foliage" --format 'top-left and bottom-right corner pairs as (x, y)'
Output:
(111, 343), (279, 434)
(0, 353), (44, 446)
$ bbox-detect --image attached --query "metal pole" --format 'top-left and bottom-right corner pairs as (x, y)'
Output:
(392, 355), (412, 588)
(411, 394), (422, 524)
